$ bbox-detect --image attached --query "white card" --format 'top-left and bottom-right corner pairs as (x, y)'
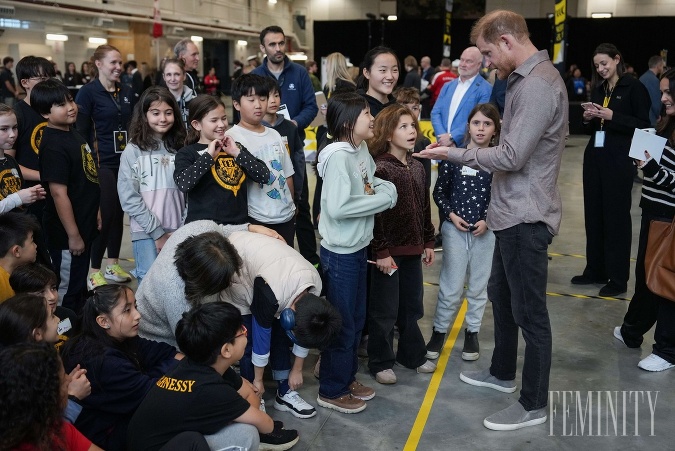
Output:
(628, 128), (667, 163)
(594, 131), (605, 148)
(57, 318), (72, 335)
(277, 104), (291, 121)
(461, 165), (478, 176)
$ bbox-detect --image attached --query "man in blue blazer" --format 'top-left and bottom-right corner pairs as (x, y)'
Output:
(431, 46), (493, 147)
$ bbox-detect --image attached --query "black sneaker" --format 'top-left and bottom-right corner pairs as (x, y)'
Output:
(462, 329), (479, 361)
(599, 281), (627, 297)
(571, 274), (607, 285)
(259, 421), (299, 450)
(425, 329), (446, 360)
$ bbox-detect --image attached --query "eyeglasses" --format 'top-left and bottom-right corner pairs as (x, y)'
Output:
(233, 324), (248, 340)
(27, 76), (50, 82)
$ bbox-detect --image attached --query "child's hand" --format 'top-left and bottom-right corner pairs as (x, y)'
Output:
(68, 365), (91, 401)
(17, 185), (46, 205)
(248, 224), (285, 242)
(472, 220), (488, 237)
(252, 378), (265, 397)
(207, 139), (221, 159)
(155, 233), (171, 253)
(422, 248), (435, 267)
(220, 136), (241, 158)
(68, 234), (86, 256)
(449, 212), (470, 232)
(288, 367), (303, 391)
(376, 256), (396, 274)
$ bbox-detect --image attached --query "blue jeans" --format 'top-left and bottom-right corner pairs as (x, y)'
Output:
(318, 246), (367, 399)
(132, 238), (158, 285)
(239, 315), (292, 384)
(488, 222), (553, 411)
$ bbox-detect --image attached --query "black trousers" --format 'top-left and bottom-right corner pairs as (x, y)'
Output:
(621, 213), (675, 363)
(581, 147), (634, 287)
(90, 166), (124, 268)
(295, 167), (320, 266)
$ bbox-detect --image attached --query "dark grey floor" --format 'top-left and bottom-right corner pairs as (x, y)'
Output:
(119, 135), (673, 450)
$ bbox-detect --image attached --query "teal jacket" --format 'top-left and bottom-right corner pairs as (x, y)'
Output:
(317, 141), (397, 254)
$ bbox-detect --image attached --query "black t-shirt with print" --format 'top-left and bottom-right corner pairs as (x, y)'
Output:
(39, 127), (100, 249)
(127, 359), (250, 451)
(14, 101), (48, 188)
(0, 154), (23, 207)
(174, 142), (270, 225)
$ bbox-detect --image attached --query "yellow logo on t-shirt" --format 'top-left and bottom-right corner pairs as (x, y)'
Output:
(211, 153), (246, 196)
(81, 143), (99, 184)
(30, 122), (48, 155)
(0, 168), (21, 200)
(156, 376), (196, 392)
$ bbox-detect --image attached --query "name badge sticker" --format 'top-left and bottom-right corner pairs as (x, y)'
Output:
(57, 318), (72, 335)
(461, 165), (478, 176)
(594, 130), (605, 148)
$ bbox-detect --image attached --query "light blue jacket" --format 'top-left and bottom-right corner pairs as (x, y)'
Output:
(430, 76), (493, 147)
(317, 141), (397, 254)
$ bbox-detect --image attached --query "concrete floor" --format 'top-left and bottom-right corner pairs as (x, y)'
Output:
(118, 135), (673, 450)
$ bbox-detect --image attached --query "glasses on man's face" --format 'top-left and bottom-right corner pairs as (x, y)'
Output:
(233, 324), (248, 340)
(27, 76), (50, 82)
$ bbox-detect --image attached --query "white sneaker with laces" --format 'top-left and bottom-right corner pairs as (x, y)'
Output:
(638, 353), (675, 372)
(274, 390), (317, 418)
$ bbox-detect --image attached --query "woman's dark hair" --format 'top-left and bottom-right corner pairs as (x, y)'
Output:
(463, 102), (502, 147)
(175, 302), (243, 365)
(174, 231), (243, 308)
(30, 79), (72, 116)
(591, 43), (625, 88)
(657, 68), (675, 141)
(185, 95), (227, 145)
(326, 91), (369, 148)
(356, 46), (400, 91)
(0, 343), (64, 450)
(61, 284), (139, 370)
(0, 294), (49, 346)
(9, 262), (57, 294)
(129, 86), (186, 152)
(368, 103), (420, 158)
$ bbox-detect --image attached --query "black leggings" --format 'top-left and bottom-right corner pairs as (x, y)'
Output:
(90, 166), (124, 269)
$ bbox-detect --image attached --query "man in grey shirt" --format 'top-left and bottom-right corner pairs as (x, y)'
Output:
(420, 9), (568, 431)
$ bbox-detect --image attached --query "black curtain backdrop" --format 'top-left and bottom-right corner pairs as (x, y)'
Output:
(314, 17), (671, 77)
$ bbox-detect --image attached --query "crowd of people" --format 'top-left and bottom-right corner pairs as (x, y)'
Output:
(1, 8), (674, 450)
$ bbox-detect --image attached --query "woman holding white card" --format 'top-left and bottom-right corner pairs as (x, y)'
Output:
(572, 43), (651, 297)
(614, 68), (675, 372)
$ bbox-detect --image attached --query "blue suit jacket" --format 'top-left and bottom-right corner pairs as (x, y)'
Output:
(430, 76), (493, 147)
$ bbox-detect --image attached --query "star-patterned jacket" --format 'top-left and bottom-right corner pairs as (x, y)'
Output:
(433, 161), (492, 225)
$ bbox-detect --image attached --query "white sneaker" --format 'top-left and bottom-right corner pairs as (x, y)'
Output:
(416, 360), (437, 374)
(638, 353), (675, 372)
(613, 326), (626, 345)
(259, 398), (266, 413)
(273, 390), (317, 418)
(375, 368), (397, 384)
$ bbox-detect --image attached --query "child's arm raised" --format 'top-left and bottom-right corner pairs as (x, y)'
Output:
(49, 183), (85, 255)
(221, 137), (271, 185)
(173, 145), (217, 193)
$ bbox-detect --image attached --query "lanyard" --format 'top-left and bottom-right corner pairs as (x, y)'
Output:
(600, 83), (615, 129)
(108, 86), (124, 131)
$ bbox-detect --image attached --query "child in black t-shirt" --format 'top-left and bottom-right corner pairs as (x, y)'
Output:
(32, 80), (101, 314)
(128, 302), (299, 451)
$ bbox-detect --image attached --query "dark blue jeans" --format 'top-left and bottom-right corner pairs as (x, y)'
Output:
(239, 315), (292, 384)
(488, 222), (553, 411)
(318, 246), (367, 399)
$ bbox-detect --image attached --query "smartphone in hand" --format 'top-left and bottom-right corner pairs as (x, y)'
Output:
(581, 102), (599, 111)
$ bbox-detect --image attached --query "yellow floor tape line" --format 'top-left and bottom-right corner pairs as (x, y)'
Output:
(403, 300), (468, 451)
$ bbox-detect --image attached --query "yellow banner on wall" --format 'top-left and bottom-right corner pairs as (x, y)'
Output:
(552, 0), (567, 67)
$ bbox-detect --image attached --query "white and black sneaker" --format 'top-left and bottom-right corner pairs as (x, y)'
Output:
(273, 390), (317, 419)
(259, 421), (299, 450)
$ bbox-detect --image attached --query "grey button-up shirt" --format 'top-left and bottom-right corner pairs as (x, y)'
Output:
(446, 50), (568, 235)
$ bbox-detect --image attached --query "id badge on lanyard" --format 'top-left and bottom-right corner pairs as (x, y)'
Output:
(110, 89), (128, 153)
(595, 91), (612, 148)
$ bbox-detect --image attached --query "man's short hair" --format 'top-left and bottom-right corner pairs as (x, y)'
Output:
(230, 74), (270, 103)
(175, 302), (243, 366)
(305, 60), (317, 70)
(440, 58), (452, 68)
(127, 60), (138, 69)
(30, 79), (71, 116)
(16, 56), (56, 81)
(3, 56), (14, 66)
(259, 25), (285, 45)
(293, 293), (342, 350)
(470, 9), (530, 45)
(648, 55), (664, 69)
(173, 38), (194, 59)
(0, 213), (39, 258)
